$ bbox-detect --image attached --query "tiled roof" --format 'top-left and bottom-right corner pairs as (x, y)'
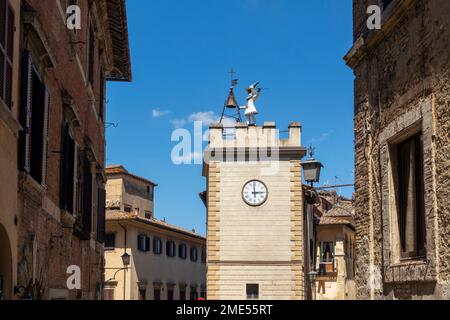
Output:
(319, 202), (355, 227)
(106, 210), (205, 241)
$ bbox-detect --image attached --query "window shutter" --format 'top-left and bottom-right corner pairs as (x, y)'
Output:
(82, 154), (93, 235)
(97, 188), (106, 243)
(61, 124), (76, 213)
(145, 236), (150, 252)
(99, 68), (104, 121)
(41, 87), (50, 188)
(60, 124), (69, 209)
(137, 234), (144, 251)
(0, 0), (14, 109)
(88, 25), (95, 86)
(19, 50), (33, 173)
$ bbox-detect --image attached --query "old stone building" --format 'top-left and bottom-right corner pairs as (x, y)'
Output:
(0, 0), (131, 299)
(104, 166), (206, 300)
(345, 0), (450, 299)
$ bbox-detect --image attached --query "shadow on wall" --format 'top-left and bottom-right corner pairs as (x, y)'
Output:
(0, 224), (13, 300)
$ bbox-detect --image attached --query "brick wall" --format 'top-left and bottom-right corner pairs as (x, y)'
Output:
(15, 0), (113, 299)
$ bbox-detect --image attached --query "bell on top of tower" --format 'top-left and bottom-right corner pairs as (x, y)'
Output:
(219, 71), (242, 123)
(225, 86), (238, 109)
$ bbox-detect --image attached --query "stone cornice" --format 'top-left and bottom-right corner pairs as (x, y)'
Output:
(344, 0), (415, 69)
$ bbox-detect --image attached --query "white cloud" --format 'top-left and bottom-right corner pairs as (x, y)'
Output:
(170, 118), (187, 128)
(171, 111), (223, 128)
(152, 109), (171, 118)
(188, 111), (219, 126)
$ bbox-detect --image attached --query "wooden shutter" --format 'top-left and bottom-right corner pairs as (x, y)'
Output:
(82, 154), (93, 235)
(19, 50), (33, 172)
(88, 25), (95, 86)
(60, 124), (70, 209)
(97, 188), (106, 243)
(41, 87), (50, 187)
(0, 0), (14, 108)
(145, 236), (150, 252)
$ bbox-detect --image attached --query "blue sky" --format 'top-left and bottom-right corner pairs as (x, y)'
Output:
(106, 0), (355, 236)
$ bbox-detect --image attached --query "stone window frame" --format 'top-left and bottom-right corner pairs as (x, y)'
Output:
(379, 97), (437, 283)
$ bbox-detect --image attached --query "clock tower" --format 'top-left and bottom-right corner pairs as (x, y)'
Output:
(202, 121), (307, 300)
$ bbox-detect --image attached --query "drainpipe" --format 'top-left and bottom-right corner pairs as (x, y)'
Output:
(118, 223), (127, 300)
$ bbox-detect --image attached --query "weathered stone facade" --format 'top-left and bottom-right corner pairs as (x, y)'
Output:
(0, 0), (131, 299)
(345, 0), (450, 299)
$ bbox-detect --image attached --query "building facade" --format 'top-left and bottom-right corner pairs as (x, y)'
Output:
(203, 122), (307, 300)
(0, 0), (21, 301)
(0, 0), (131, 300)
(104, 166), (206, 300)
(315, 200), (356, 300)
(345, 0), (450, 299)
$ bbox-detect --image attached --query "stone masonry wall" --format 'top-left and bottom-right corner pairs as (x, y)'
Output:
(16, 0), (108, 299)
(351, 0), (450, 299)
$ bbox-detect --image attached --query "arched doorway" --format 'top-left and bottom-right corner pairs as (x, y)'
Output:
(0, 224), (13, 300)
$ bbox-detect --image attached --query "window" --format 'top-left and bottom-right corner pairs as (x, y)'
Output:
(201, 248), (206, 264)
(80, 153), (93, 236)
(200, 288), (206, 299)
(319, 242), (335, 274)
(137, 234), (150, 252)
(124, 205), (132, 213)
(319, 242), (335, 275)
(153, 237), (163, 255)
(396, 133), (426, 259)
(104, 233), (115, 250)
(97, 188), (106, 243)
(99, 67), (105, 121)
(144, 211), (152, 220)
(178, 244), (187, 259)
(246, 284), (259, 300)
(19, 51), (50, 187)
(179, 287), (186, 300)
(167, 288), (174, 301)
(60, 123), (76, 214)
(153, 288), (161, 301)
(87, 24), (95, 86)
(381, 0), (393, 10)
(0, 0), (14, 108)
(166, 241), (176, 258)
(190, 247), (198, 262)
(190, 287), (198, 301)
(138, 288), (146, 301)
(147, 185), (154, 201)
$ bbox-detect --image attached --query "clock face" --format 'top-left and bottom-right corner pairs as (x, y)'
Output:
(242, 180), (268, 207)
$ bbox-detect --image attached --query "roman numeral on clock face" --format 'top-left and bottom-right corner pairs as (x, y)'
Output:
(242, 180), (268, 207)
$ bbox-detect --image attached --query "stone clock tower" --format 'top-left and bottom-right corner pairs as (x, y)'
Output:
(202, 122), (307, 300)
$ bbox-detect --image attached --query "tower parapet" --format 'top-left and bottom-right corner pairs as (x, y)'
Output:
(209, 122), (303, 149)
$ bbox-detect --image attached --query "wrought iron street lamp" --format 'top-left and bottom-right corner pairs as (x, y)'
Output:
(301, 146), (323, 187)
(302, 146), (322, 300)
(121, 252), (130, 267)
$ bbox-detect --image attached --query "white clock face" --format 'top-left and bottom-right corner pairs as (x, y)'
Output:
(242, 180), (268, 206)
